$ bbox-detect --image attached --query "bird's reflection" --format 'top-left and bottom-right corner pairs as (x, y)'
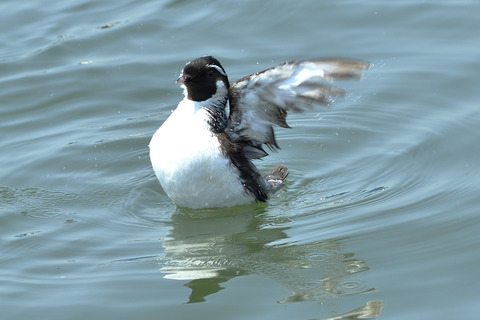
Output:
(160, 205), (379, 313)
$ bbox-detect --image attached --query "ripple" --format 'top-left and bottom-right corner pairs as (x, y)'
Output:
(338, 279), (365, 291)
(305, 251), (336, 263)
(0, 185), (81, 220)
(13, 230), (42, 238)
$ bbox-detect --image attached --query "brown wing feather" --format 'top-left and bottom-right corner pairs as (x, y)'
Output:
(227, 58), (369, 157)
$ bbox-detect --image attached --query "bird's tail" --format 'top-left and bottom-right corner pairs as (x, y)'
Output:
(264, 165), (288, 193)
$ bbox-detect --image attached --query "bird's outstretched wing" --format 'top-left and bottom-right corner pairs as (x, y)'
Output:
(227, 58), (369, 159)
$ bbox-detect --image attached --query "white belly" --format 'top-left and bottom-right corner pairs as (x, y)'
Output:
(149, 101), (254, 209)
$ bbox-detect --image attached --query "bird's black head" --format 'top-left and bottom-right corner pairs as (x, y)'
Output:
(177, 56), (230, 102)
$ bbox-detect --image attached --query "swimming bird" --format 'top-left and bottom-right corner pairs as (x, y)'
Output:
(149, 56), (368, 209)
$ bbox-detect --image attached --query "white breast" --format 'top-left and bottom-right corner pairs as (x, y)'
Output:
(149, 98), (254, 209)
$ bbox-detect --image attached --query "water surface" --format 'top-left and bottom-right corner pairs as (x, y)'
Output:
(1, 1), (479, 319)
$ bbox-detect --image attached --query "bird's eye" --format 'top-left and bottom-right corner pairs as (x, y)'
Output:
(208, 71), (214, 78)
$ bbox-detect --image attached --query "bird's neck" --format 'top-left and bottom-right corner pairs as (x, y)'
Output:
(188, 81), (229, 133)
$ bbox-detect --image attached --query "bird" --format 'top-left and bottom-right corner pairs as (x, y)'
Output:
(149, 56), (369, 209)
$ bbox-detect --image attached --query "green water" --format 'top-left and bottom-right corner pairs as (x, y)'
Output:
(1, 1), (479, 319)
